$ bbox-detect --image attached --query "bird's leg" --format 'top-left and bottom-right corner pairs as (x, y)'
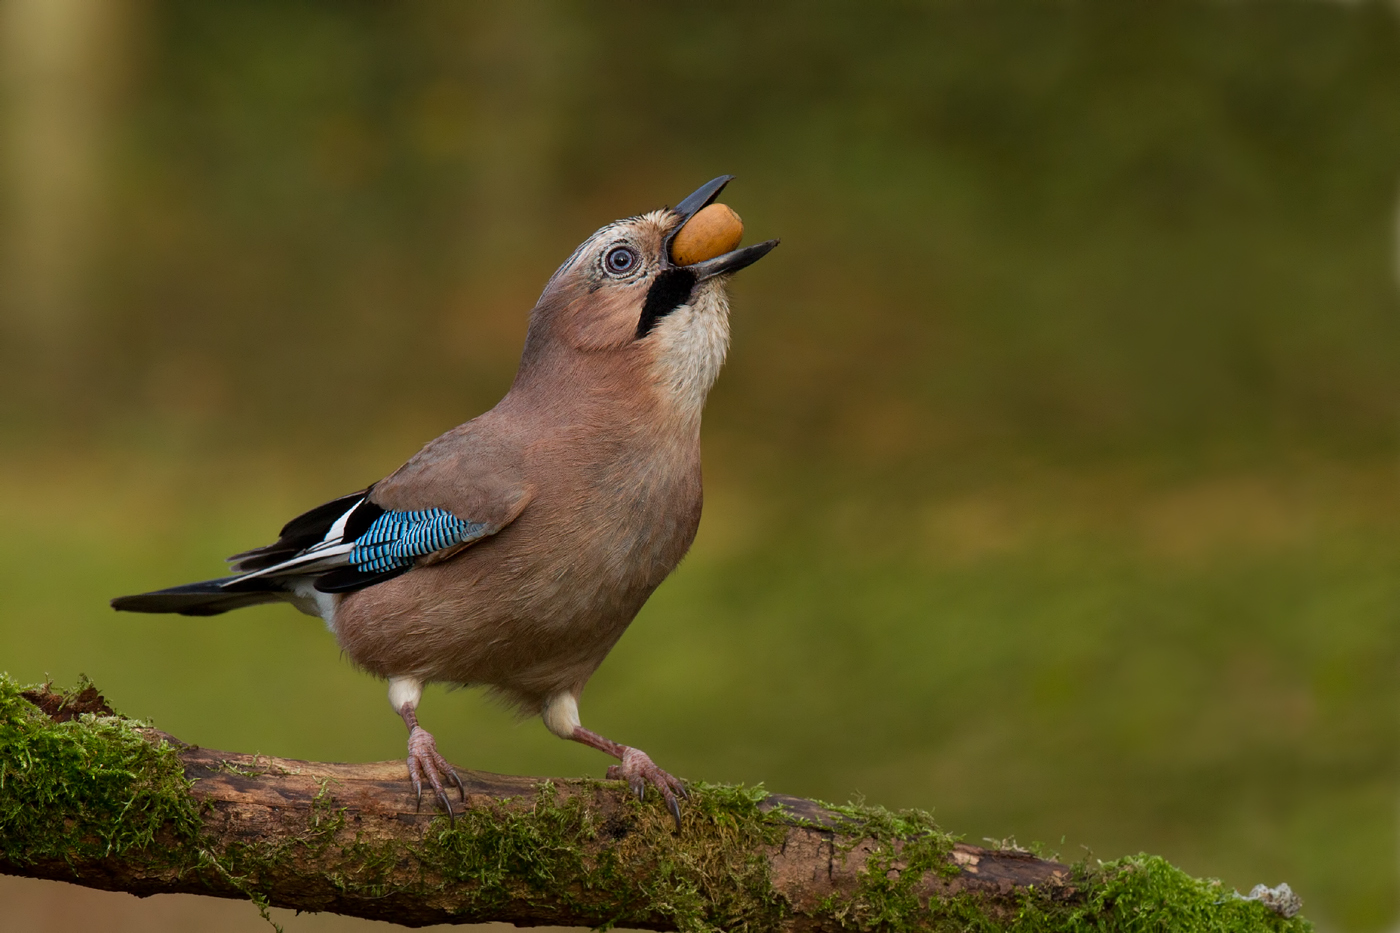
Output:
(543, 692), (687, 831)
(388, 676), (465, 822)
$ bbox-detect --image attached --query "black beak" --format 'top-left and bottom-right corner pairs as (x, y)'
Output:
(672, 175), (734, 221)
(664, 176), (780, 281)
(684, 240), (779, 281)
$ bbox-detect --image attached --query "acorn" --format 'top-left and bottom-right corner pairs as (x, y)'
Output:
(670, 203), (744, 266)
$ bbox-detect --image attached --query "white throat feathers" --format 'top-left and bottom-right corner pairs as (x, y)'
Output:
(648, 279), (731, 421)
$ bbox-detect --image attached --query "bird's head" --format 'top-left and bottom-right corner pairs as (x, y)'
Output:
(517, 177), (778, 414)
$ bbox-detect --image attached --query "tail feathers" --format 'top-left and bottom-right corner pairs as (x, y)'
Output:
(111, 577), (285, 617)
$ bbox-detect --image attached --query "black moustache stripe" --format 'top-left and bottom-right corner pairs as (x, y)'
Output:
(635, 268), (697, 339)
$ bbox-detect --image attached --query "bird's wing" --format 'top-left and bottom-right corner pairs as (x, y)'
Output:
(225, 454), (533, 595)
(224, 418), (534, 596)
(222, 490), (483, 594)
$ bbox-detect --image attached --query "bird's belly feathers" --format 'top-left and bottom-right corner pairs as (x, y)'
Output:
(332, 456), (702, 709)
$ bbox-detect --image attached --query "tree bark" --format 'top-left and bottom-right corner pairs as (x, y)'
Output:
(0, 681), (1305, 931)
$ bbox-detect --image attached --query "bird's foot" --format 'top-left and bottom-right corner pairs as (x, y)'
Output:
(606, 747), (688, 831)
(406, 725), (465, 823)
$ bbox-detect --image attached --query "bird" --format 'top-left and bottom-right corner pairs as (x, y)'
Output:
(112, 176), (778, 829)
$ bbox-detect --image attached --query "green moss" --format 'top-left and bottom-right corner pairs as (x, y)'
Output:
(0, 673), (200, 867)
(616, 781), (790, 933)
(1080, 856), (1310, 933)
(413, 780), (789, 933)
(923, 855), (1314, 933)
(814, 799), (960, 931)
(418, 780), (597, 910)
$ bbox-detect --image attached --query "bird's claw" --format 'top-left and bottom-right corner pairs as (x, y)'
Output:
(407, 726), (464, 825)
(606, 748), (688, 832)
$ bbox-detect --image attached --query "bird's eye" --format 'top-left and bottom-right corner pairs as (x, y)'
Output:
(604, 246), (638, 275)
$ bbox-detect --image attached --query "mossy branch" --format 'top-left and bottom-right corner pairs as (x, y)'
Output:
(1, 676), (1308, 932)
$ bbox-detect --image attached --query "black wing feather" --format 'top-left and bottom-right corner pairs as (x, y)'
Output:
(313, 565), (413, 593)
(112, 577), (284, 616)
(229, 487), (375, 572)
(278, 488), (373, 540)
(341, 498), (385, 542)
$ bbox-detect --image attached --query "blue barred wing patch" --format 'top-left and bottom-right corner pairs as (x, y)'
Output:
(348, 508), (490, 573)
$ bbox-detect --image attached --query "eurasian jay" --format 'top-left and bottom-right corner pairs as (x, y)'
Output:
(112, 176), (778, 828)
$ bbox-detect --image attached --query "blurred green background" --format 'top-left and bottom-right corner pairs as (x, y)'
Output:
(3, 1), (1400, 930)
